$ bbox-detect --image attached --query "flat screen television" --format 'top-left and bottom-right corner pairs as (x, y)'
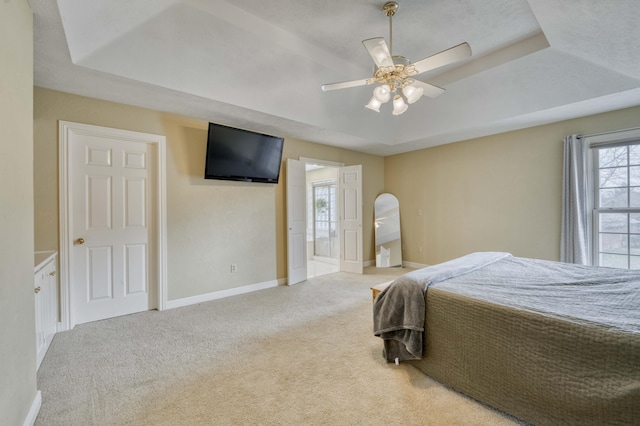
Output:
(204, 122), (284, 183)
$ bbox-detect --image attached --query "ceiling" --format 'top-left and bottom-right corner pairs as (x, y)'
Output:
(32, 0), (640, 156)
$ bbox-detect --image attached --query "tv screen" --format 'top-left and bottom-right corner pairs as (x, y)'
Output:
(204, 123), (284, 183)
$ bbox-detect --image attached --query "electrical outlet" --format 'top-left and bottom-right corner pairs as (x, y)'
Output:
(230, 264), (237, 273)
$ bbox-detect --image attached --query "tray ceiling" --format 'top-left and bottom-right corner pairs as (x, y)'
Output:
(33, 0), (640, 155)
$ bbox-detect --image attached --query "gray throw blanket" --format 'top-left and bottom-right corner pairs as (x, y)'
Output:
(373, 252), (512, 362)
(373, 277), (426, 362)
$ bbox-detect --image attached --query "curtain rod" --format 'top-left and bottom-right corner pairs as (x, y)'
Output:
(582, 125), (640, 138)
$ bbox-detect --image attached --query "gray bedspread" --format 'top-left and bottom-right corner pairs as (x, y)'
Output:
(436, 255), (640, 333)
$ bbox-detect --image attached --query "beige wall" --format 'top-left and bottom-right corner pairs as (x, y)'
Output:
(34, 89), (384, 303)
(385, 105), (640, 266)
(0, 1), (37, 424)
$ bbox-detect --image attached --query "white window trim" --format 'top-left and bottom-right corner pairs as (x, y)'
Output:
(587, 127), (640, 267)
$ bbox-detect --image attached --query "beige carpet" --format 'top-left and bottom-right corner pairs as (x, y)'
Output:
(36, 267), (521, 425)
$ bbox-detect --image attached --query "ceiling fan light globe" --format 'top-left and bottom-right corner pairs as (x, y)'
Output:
(392, 95), (408, 115)
(365, 96), (382, 112)
(373, 84), (392, 103)
(403, 85), (424, 104)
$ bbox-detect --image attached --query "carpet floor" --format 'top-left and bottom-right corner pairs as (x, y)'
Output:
(36, 267), (520, 425)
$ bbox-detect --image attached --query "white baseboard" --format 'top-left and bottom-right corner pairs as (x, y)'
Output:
(366, 260), (427, 269)
(402, 261), (429, 269)
(23, 391), (41, 426)
(165, 279), (279, 310)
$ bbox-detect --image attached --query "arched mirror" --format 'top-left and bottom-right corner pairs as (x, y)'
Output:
(374, 193), (402, 267)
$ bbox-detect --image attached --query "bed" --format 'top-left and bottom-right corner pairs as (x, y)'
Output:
(373, 252), (640, 426)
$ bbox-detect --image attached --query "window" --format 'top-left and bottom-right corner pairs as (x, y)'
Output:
(593, 142), (640, 269)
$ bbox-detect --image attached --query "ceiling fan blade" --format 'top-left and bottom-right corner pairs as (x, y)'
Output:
(410, 42), (472, 75)
(411, 80), (445, 98)
(362, 37), (394, 69)
(321, 78), (370, 92)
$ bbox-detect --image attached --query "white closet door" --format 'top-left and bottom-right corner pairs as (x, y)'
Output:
(68, 127), (155, 324)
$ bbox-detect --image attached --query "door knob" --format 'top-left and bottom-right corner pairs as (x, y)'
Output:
(34, 286), (41, 294)
(75, 238), (85, 245)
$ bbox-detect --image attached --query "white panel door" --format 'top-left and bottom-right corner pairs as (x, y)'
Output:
(69, 132), (154, 324)
(339, 165), (363, 274)
(287, 158), (307, 285)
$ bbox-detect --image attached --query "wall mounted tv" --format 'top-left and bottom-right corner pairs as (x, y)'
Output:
(204, 122), (284, 184)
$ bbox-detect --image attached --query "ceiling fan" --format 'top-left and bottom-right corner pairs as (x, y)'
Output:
(321, 2), (471, 115)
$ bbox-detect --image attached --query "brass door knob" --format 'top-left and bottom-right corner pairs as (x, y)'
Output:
(75, 238), (85, 245)
(49, 271), (56, 276)
(35, 286), (41, 294)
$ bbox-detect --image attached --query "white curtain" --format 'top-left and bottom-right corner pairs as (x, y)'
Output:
(560, 134), (590, 264)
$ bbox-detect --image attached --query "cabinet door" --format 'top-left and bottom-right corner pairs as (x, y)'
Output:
(35, 256), (59, 370)
(34, 270), (45, 367)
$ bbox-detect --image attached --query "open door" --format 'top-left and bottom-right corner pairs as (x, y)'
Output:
(339, 165), (363, 274)
(286, 158), (307, 284)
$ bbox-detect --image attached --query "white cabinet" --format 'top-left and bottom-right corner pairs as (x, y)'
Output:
(34, 251), (58, 370)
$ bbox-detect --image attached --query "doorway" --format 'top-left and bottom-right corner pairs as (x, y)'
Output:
(287, 158), (362, 285)
(306, 164), (339, 278)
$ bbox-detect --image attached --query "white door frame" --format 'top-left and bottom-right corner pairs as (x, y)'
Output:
(58, 121), (168, 330)
(301, 157), (344, 273)
(299, 158), (344, 168)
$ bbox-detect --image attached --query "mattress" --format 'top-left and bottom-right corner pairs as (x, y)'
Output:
(374, 253), (640, 425)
